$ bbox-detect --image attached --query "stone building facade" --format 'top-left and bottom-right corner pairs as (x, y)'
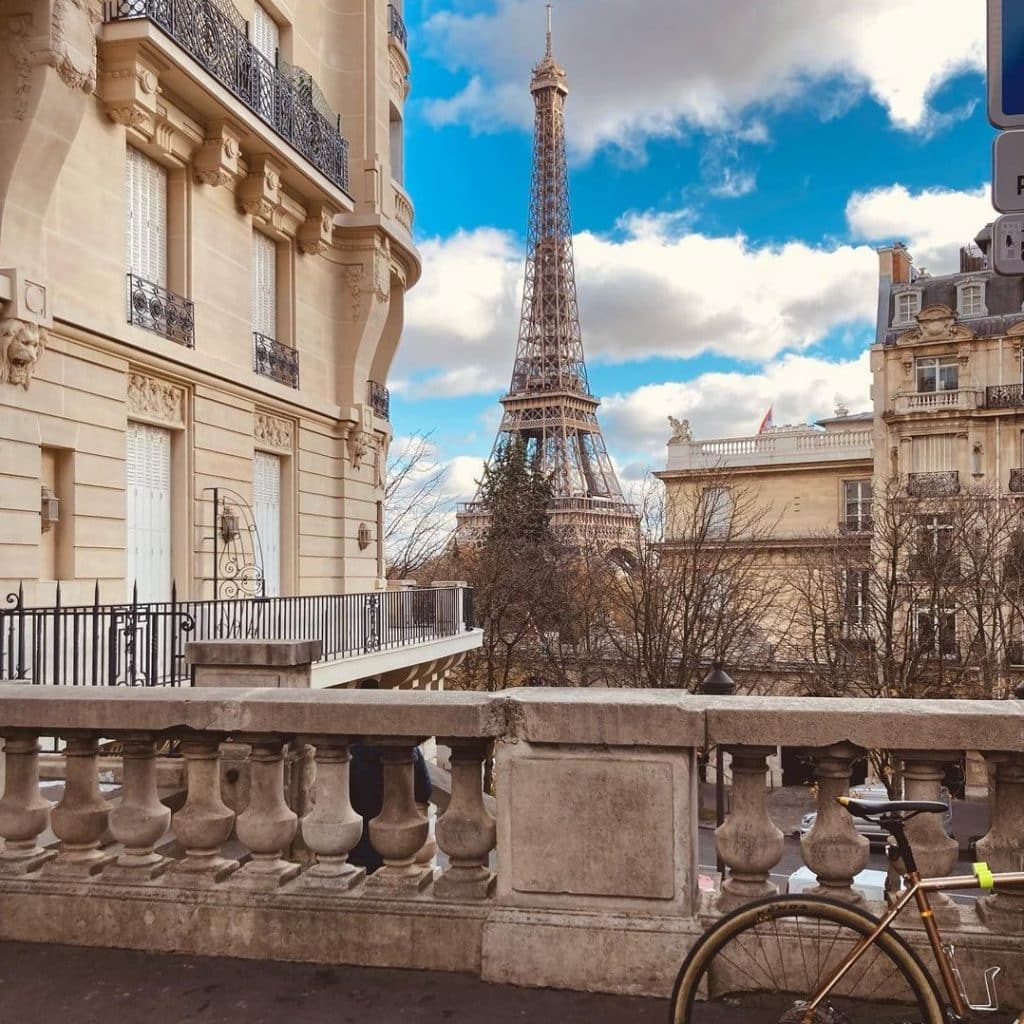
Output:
(0, 0), (417, 606)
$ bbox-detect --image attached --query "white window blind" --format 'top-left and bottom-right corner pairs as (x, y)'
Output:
(251, 4), (280, 63)
(125, 147), (167, 287)
(253, 451), (282, 597)
(126, 422), (172, 603)
(911, 434), (957, 473)
(251, 232), (277, 338)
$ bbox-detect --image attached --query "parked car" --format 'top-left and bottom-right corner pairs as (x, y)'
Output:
(795, 782), (954, 846)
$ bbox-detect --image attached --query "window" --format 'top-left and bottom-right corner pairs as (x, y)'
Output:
(911, 433), (957, 473)
(915, 356), (958, 393)
(253, 451), (282, 597)
(251, 231), (277, 340)
(841, 569), (870, 630)
(911, 513), (956, 577)
(915, 605), (957, 659)
(389, 104), (404, 186)
(704, 487), (731, 537)
(126, 422), (172, 603)
(958, 282), (985, 317)
(842, 479), (872, 530)
(126, 147), (167, 286)
(894, 290), (921, 325)
(251, 4), (279, 63)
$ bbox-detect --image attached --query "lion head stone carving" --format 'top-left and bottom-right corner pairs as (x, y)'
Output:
(0, 318), (46, 389)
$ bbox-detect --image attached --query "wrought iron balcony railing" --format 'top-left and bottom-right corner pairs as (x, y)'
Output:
(906, 470), (960, 497)
(838, 516), (872, 534)
(105, 0), (350, 193)
(253, 332), (299, 389)
(126, 273), (195, 347)
(1011, 468), (1024, 493)
(987, 383), (1024, 409)
(1007, 640), (1024, 667)
(368, 380), (390, 420)
(388, 4), (408, 50)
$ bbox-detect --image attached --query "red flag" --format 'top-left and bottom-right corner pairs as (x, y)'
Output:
(757, 405), (773, 434)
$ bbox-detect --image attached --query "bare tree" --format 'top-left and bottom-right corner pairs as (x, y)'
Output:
(384, 432), (450, 579)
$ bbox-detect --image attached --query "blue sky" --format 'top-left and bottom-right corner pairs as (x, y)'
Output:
(390, 0), (995, 498)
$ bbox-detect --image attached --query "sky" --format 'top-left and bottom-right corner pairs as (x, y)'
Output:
(390, 0), (997, 503)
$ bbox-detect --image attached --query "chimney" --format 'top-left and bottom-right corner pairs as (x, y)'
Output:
(890, 242), (912, 284)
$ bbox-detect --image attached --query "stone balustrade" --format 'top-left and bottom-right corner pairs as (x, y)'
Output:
(1, 686), (1023, 1001)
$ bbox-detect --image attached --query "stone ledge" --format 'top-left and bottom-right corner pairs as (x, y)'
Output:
(187, 640), (324, 668)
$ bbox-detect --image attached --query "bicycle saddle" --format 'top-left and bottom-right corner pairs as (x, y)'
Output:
(838, 796), (947, 818)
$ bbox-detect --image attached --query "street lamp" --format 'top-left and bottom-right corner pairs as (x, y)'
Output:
(701, 660), (736, 878)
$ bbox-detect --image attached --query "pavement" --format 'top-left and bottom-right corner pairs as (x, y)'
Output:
(0, 942), (669, 1024)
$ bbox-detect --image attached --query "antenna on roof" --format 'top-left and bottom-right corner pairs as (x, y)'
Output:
(546, 3), (553, 56)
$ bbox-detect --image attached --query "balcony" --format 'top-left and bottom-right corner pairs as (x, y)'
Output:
(0, 690), (1021, 1003)
(0, 584), (477, 688)
(253, 332), (299, 389)
(104, 0), (350, 193)
(907, 470), (960, 497)
(891, 388), (982, 415)
(667, 425), (873, 471)
(388, 4), (408, 50)
(368, 380), (391, 420)
(126, 273), (194, 347)
(987, 383), (1024, 409)
(838, 516), (872, 534)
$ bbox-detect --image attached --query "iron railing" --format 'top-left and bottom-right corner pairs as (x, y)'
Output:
(253, 332), (299, 388)
(388, 4), (408, 49)
(126, 274), (195, 346)
(906, 471), (960, 497)
(1011, 468), (1024, 493)
(104, 0), (350, 193)
(368, 380), (390, 419)
(987, 383), (1024, 409)
(838, 516), (872, 534)
(1007, 641), (1024, 667)
(1, 583), (474, 687)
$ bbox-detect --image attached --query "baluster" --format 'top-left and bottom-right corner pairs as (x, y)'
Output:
(365, 744), (431, 892)
(714, 746), (784, 911)
(976, 755), (1024, 933)
(899, 752), (960, 925)
(300, 739), (364, 889)
(45, 734), (115, 876)
(434, 741), (496, 899)
(104, 735), (171, 880)
(800, 744), (869, 904)
(233, 736), (300, 888)
(0, 731), (56, 874)
(168, 735), (239, 885)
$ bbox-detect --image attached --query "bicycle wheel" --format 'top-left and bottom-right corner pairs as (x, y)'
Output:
(669, 894), (945, 1024)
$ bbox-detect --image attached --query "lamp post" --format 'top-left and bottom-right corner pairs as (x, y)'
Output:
(701, 660), (736, 878)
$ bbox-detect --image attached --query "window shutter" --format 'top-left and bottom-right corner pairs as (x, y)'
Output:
(251, 4), (280, 63)
(126, 148), (167, 285)
(252, 231), (277, 338)
(911, 434), (956, 473)
(253, 451), (282, 597)
(126, 422), (172, 603)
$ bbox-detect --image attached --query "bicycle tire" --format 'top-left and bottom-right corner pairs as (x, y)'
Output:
(669, 894), (945, 1024)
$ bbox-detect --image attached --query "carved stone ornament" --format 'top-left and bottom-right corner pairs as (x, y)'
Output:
(298, 204), (336, 256)
(0, 318), (47, 390)
(347, 429), (371, 470)
(254, 412), (293, 451)
(127, 371), (185, 426)
(373, 243), (391, 304)
(343, 264), (363, 319)
(8, 1), (98, 120)
(900, 304), (974, 346)
(389, 52), (410, 99)
(376, 433), (389, 488)
(238, 156), (283, 223)
(667, 416), (692, 443)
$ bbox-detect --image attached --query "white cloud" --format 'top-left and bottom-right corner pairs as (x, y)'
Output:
(601, 352), (873, 459)
(846, 183), (995, 273)
(421, 0), (984, 159)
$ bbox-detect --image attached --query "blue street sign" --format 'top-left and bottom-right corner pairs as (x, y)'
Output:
(989, 0), (1024, 126)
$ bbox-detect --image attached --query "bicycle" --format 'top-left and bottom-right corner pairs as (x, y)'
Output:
(670, 794), (1024, 1023)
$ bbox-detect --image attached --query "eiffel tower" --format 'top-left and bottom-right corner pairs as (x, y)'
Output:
(457, 8), (636, 545)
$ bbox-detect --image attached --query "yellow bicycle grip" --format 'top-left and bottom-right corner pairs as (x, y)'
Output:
(973, 862), (995, 890)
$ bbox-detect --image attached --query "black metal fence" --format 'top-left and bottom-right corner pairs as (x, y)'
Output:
(127, 274), (195, 347)
(368, 380), (390, 419)
(1, 583), (474, 687)
(388, 4), (408, 49)
(253, 332), (300, 388)
(104, 0), (350, 193)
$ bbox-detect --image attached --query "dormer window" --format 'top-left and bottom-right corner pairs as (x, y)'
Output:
(957, 280), (986, 318)
(894, 289), (921, 326)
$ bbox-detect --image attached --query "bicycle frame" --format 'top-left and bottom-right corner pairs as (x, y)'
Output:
(802, 817), (1024, 1022)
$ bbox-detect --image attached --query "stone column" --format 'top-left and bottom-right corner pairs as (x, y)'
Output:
(45, 735), (115, 877)
(233, 737), (300, 889)
(715, 746), (784, 911)
(800, 744), (869, 904)
(104, 735), (171, 881)
(300, 740), (364, 890)
(976, 755), (1024, 933)
(0, 731), (56, 874)
(899, 752), (960, 926)
(169, 736), (239, 885)
(365, 745), (431, 892)
(435, 741), (496, 899)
